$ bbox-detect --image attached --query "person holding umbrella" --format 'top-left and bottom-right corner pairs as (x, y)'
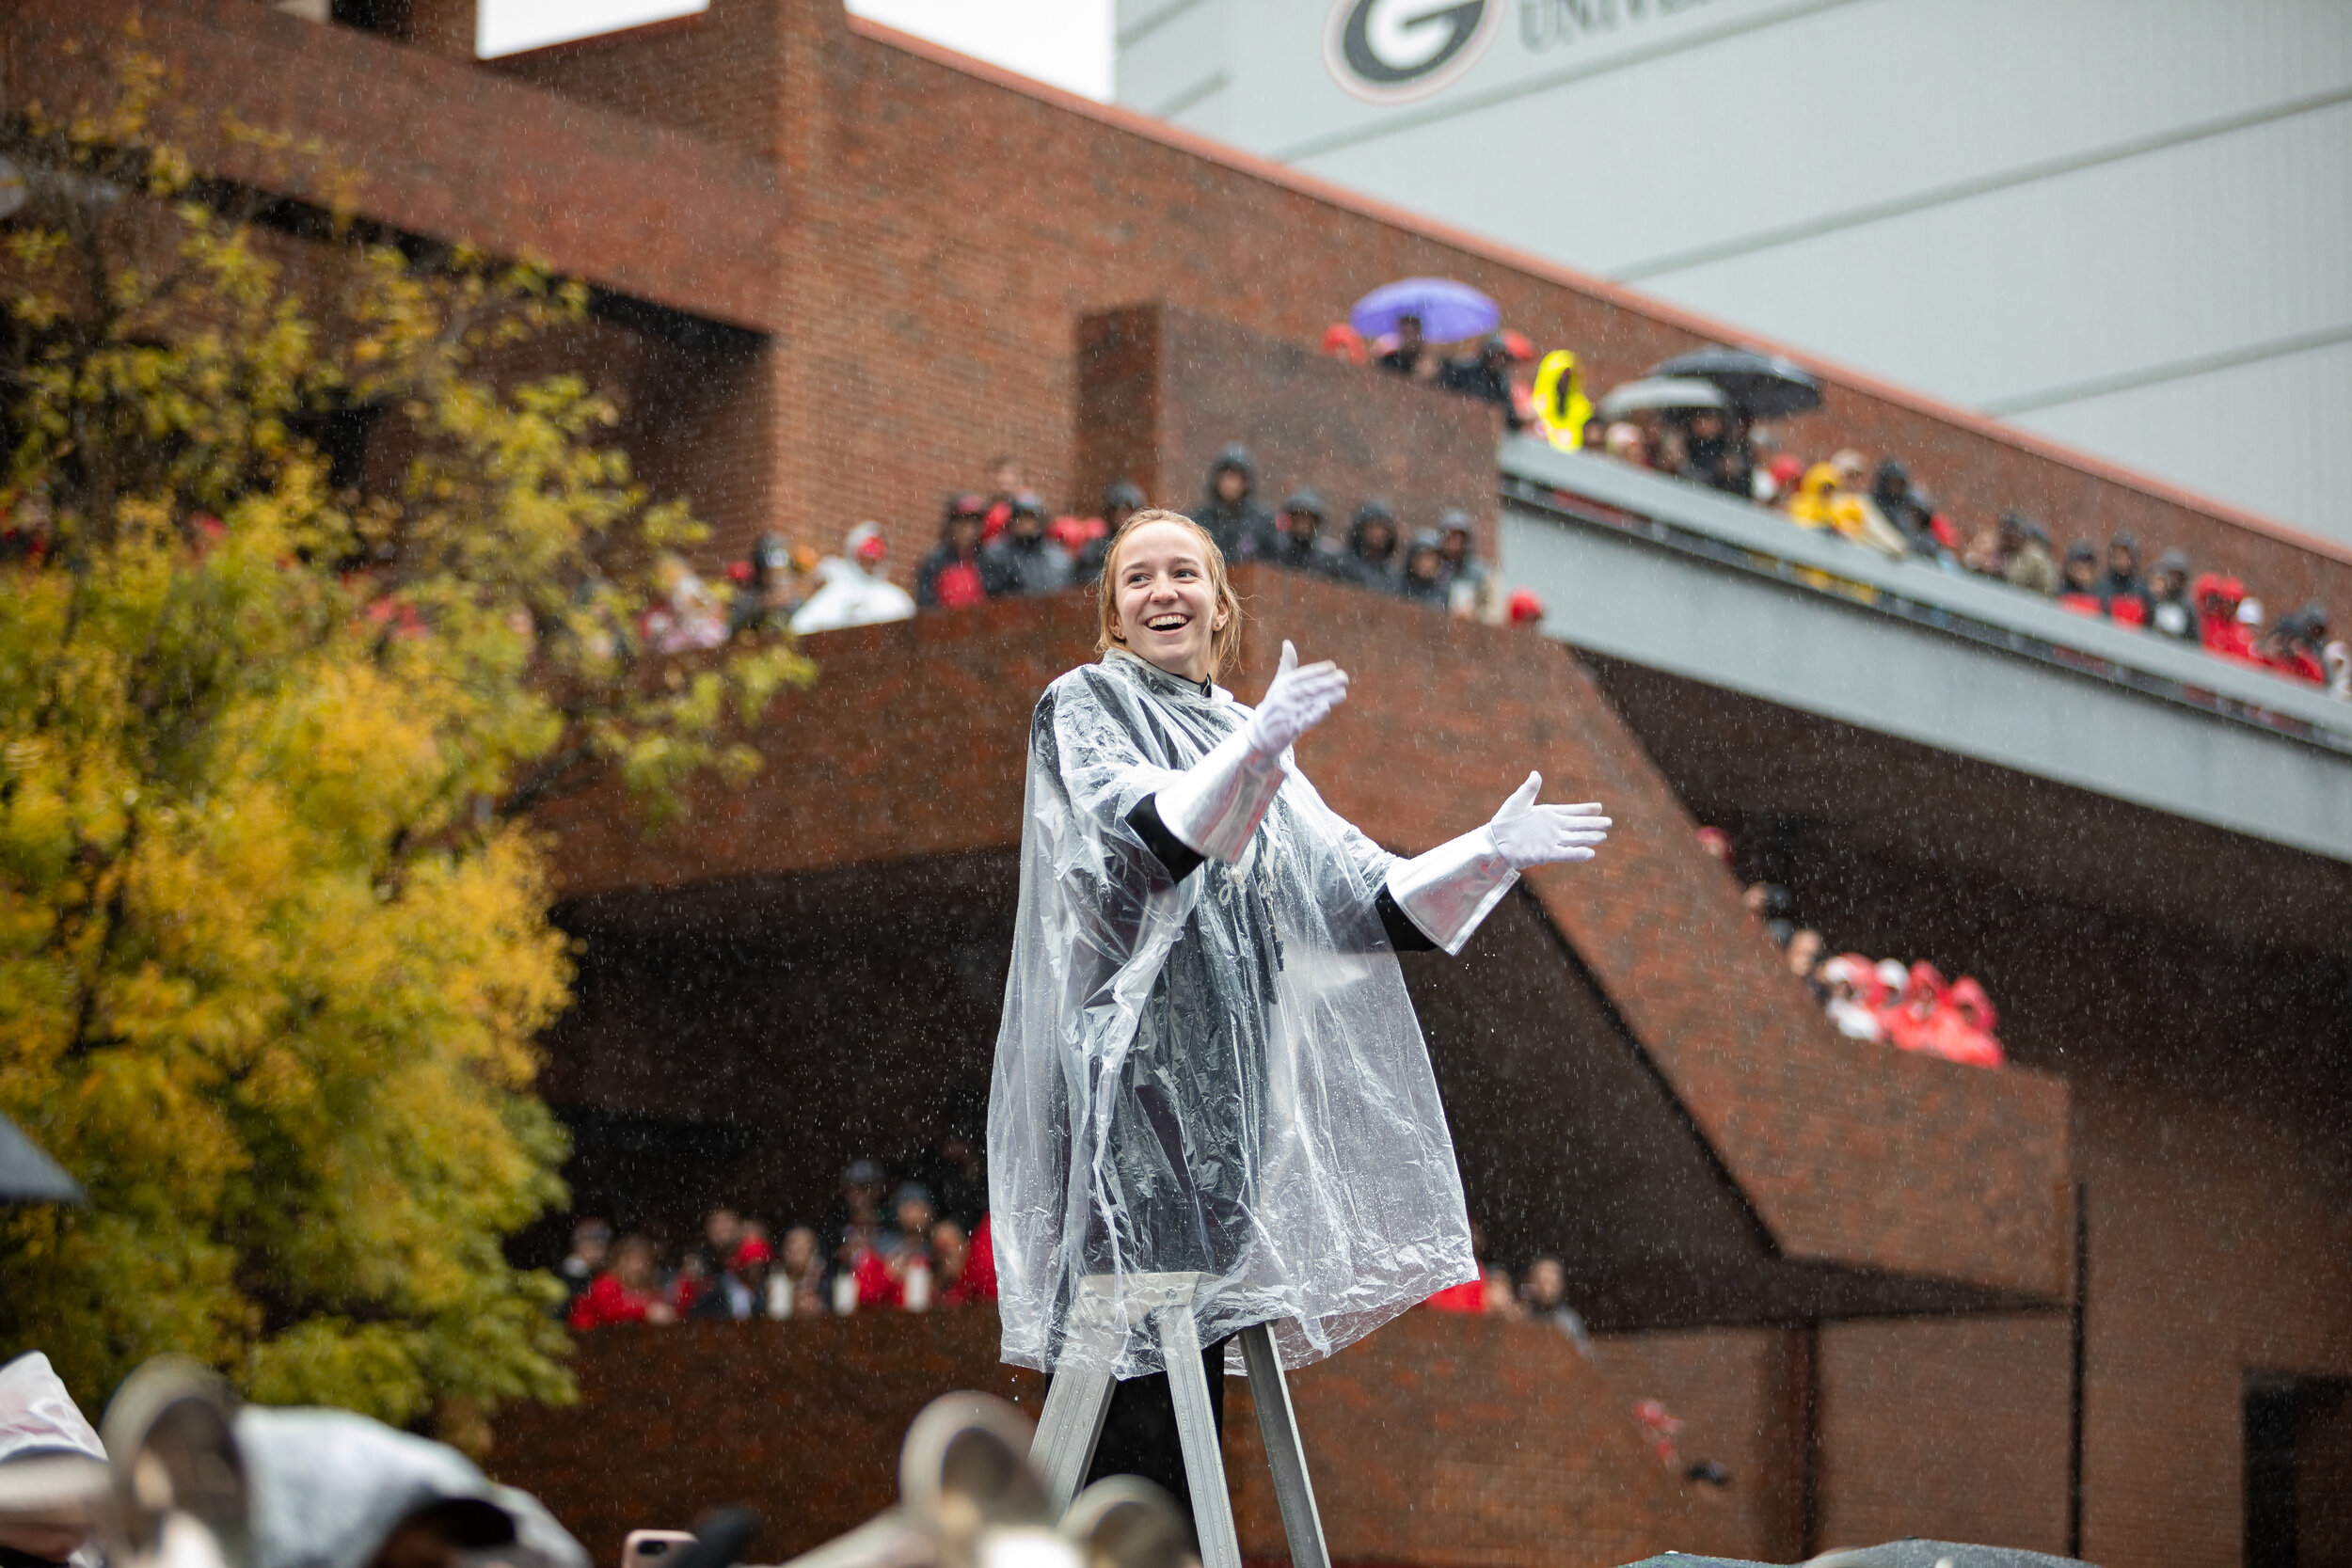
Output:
(1375, 313), (1433, 380)
(1353, 278), (1500, 385)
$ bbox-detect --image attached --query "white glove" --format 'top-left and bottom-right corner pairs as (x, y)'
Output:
(1244, 640), (1348, 758)
(1485, 772), (1609, 871)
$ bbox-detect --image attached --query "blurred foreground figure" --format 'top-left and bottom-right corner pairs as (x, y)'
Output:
(791, 523), (916, 634)
(0, 1353), (106, 1568)
(990, 510), (1610, 1525)
(238, 1408), (584, 1568)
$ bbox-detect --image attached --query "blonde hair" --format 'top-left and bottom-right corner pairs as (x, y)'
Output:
(1095, 508), (1245, 679)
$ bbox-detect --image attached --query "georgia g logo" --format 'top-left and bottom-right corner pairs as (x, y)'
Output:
(1323, 0), (1502, 104)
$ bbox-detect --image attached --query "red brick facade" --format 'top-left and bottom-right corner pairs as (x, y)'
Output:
(539, 571), (2072, 1306)
(24, 0), (2351, 610)
(489, 1309), (1703, 1568)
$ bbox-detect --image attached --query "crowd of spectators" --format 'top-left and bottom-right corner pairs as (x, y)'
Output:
(633, 451), (1535, 649)
(1626, 425), (2344, 698)
(562, 1144), (997, 1329)
(1699, 827), (2008, 1070)
(1322, 309), (2350, 701)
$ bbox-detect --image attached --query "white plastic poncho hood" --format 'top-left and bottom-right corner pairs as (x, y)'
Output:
(988, 649), (1475, 1380)
(237, 1407), (586, 1568)
(0, 1353), (106, 1568)
(0, 1354), (103, 1469)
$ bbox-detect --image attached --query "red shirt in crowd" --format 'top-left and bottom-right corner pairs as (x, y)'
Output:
(1424, 1272), (1488, 1313)
(944, 1212), (998, 1306)
(568, 1273), (659, 1329)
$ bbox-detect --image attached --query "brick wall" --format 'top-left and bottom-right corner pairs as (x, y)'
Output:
(490, 5), (784, 162)
(488, 1308), (1702, 1568)
(1075, 303), (1502, 556)
(790, 9), (2352, 614)
(38, 0), (2352, 608)
(4, 0), (784, 330)
(535, 571), (2071, 1304)
(1698, 821), (2352, 1568)
(1814, 1316), (2074, 1554)
(1587, 1327), (1806, 1561)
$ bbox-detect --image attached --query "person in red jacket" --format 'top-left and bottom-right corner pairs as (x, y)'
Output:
(943, 1212), (999, 1306)
(916, 495), (992, 611)
(1926, 977), (2007, 1069)
(1879, 961), (1949, 1056)
(2195, 574), (2260, 662)
(568, 1235), (675, 1329)
(2259, 605), (2329, 684)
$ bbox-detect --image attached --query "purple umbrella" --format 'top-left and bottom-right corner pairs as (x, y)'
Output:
(1349, 277), (1500, 343)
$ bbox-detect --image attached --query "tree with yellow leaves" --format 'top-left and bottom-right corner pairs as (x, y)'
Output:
(0, 37), (808, 1426)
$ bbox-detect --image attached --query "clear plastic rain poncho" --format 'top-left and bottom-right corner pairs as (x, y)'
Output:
(989, 649), (1475, 1380)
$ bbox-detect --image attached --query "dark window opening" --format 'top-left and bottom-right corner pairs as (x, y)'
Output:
(288, 403), (383, 493)
(329, 0), (411, 39)
(2247, 1375), (2352, 1568)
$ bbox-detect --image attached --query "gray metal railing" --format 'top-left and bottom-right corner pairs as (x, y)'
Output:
(1497, 436), (2352, 760)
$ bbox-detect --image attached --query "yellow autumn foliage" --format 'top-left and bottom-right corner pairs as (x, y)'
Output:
(0, 40), (810, 1422)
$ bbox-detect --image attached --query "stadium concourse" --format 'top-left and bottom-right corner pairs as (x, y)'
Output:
(10, 2), (2347, 1565)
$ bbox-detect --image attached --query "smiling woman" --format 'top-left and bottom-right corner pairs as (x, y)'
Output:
(1098, 510), (1242, 683)
(991, 500), (1611, 1530)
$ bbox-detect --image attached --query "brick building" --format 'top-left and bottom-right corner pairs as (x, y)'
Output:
(8, 3), (2348, 1566)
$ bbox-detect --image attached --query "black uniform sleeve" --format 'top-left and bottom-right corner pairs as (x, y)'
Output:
(1125, 795), (1206, 881)
(1375, 885), (1438, 952)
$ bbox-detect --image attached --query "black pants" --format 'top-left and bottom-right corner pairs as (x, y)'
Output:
(1083, 1335), (1231, 1526)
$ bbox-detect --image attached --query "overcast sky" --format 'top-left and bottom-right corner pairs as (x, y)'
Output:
(474, 0), (1115, 100)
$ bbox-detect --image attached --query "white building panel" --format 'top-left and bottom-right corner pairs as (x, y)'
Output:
(1117, 0), (2352, 544)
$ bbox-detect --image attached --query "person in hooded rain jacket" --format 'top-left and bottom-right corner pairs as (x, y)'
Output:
(1786, 464), (1905, 556)
(1879, 961), (1949, 1056)
(1197, 446), (1275, 562)
(981, 490), (1074, 597)
(1340, 500), (1401, 591)
(2259, 605), (2329, 684)
(2101, 532), (2153, 626)
(1399, 529), (1450, 606)
(2146, 550), (2196, 641)
(916, 495), (992, 611)
(2056, 542), (2106, 617)
(989, 509), (1610, 1515)
(1258, 489), (1344, 578)
(1869, 460), (1943, 561)
(792, 522), (917, 634)
(2195, 573), (2259, 662)
(1438, 510), (1498, 621)
(1530, 350), (1595, 451)
(2003, 517), (2058, 595)
(1437, 335), (1530, 432)
(1919, 975), (2004, 1069)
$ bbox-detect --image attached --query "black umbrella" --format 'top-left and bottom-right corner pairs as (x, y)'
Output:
(0, 1114), (85, 1205)
(1649, 344), (1824, 419)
